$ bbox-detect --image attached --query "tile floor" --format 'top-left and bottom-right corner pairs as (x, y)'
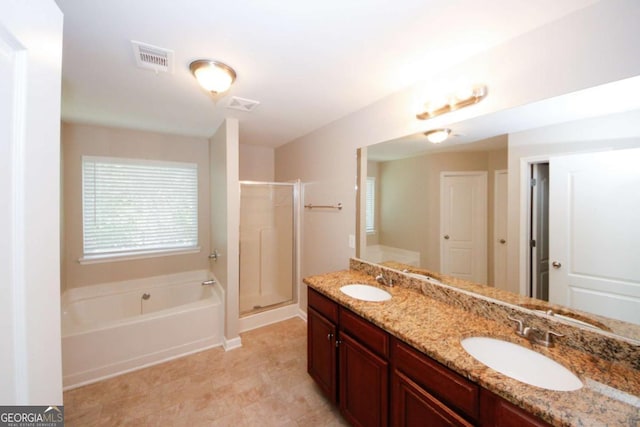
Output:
(63, 317), (348, 426)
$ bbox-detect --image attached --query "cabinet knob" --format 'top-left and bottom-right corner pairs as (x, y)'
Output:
(499, 239), (506, 244)
(444, 235), (450, 240)
(327, 333), (333, 341)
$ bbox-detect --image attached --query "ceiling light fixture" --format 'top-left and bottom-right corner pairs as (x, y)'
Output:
(189, 60), (237, 94)
(424, 128), (451, 144)
(417, 84), (488, 120)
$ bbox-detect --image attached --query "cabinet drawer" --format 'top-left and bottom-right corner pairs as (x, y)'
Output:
(340, 307), (389, 358)
(480, 388), (552, 427)
(392, 338), (478, 421)
(308, 288), (338, 323)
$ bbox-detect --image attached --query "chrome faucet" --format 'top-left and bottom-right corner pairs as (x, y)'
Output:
(201, 279), (216, 286)
(375, 273), (393, 287)
(507, 316), (563, 347)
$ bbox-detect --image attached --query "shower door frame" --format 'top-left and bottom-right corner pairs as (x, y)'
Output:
(238, 180), (300, 315)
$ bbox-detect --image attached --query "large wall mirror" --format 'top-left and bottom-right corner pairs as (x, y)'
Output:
(356, 76), (640, 342)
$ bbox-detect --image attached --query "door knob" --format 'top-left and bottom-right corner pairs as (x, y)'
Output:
(552, 261), (562, 269)
(444, 235), (450, 240)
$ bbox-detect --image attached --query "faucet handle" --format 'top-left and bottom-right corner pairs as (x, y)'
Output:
(507, 316), (525, 334)
(536, 330), (564, 347)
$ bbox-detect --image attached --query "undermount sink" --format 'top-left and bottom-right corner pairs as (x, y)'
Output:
(461, 337), (582, 391)
(340, 284), (391, 302)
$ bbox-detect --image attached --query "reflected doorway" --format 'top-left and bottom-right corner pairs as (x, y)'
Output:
(528, 162), (549, 300)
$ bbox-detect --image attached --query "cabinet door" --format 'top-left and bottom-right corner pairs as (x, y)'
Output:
(308, 307), (338, 404)
(392, 371), (473, 427)
(339, 331), (389, 427)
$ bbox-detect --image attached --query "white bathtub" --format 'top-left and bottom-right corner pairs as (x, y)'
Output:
(61, 270), (223, 389)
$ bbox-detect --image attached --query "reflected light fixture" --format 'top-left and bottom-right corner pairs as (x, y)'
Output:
(189, 60), (237, 94)
(417, 84), (487, 120)
(424, 128), (451, 144)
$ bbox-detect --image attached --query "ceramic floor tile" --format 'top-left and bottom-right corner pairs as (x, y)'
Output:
(63, 317), (344, 426)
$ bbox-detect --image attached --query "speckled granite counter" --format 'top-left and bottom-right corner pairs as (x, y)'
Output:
(303, 266), (640, 427)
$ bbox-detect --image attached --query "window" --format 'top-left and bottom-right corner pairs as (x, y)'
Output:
(366, 177), (376, 234)
(82, 156), (198, 261)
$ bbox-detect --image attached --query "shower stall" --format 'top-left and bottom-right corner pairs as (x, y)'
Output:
(239, 181), (298, 316)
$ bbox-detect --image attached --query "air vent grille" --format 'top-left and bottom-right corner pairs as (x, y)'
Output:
(131, 40), (174, 73)
(227, 96), (261, 112)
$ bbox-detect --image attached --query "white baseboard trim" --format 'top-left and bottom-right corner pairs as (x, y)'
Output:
(297, 307), (308, 322)
(223, 336), (242, 351)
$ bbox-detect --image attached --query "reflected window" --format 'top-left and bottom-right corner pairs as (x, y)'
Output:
(366, 177), (376, 234)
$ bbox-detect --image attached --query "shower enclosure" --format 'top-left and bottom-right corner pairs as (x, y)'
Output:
(239, 181), (297, 316)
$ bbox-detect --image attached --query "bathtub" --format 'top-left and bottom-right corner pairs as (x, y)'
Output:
(61, 270), (223, 389)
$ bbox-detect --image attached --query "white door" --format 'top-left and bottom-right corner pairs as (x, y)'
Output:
(441, 172), (487, 284)
(0, 0), (63, 404)
(549, 149), (640, 324)
(493, 170), (508, 289)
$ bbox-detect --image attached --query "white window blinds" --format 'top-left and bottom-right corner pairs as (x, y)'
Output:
(366, 177), (376, 233)
(82, 156), (198, 258)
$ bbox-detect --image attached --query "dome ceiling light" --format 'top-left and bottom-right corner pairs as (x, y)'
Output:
(416, 84), (488, 120)
(424, 128), (451, 144)
(189, 60), (237, 95)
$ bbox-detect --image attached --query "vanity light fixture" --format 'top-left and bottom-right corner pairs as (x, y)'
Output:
(189, 60), (237, 94)
(424, 128), (451, 144)
(416, 84), (488, 120)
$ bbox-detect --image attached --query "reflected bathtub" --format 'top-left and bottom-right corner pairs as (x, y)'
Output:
(61, 270), (223, 389)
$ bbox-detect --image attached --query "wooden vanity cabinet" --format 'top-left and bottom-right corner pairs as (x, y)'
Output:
(307, 288), (390, 426)
(307, 289), (339, 404)
(339, 307), (390, 427)
(391, 338), (478, 426)
(307, 287), (552, 427)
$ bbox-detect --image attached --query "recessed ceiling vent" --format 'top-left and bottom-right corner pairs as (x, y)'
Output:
(131, 40), (174, 73)
(227, 96), (261, 112)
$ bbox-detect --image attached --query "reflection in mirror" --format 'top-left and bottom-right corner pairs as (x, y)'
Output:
(363, 135), (507, 287)
(356, 76), (640, 341)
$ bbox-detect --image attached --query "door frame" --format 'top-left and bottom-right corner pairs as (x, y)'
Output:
(493, 169), (508, 289)
(518, 155), (551, 297)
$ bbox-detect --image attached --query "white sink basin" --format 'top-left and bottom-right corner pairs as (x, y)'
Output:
(461, 337), (582, 391)
(340, 284), (391, 302)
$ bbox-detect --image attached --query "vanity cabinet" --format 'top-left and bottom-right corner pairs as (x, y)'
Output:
(308, 288), (389, 426)
(307, 289), (339, 403)
(391, 338), (478, 426)
(307, 287), (552, 427)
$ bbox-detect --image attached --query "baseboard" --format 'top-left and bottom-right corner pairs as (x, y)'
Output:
(223, 336), (243, 351)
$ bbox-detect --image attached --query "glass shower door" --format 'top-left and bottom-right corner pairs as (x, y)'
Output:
(239, 182), (295, 316)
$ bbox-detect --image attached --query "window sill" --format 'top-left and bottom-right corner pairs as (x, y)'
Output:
(78, 247), (201, 265)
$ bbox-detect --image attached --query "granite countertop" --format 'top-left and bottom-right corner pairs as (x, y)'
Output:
(303, 269), (640, 427)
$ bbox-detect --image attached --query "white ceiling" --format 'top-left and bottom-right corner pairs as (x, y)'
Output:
(55, 0), (599, 147)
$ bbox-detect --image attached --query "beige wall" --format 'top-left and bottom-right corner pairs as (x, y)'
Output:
(61, 122), (211, 290)
(239, 144), (274, 182)
(275, 1), (640, 311)
(376, 146), (507, 285)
